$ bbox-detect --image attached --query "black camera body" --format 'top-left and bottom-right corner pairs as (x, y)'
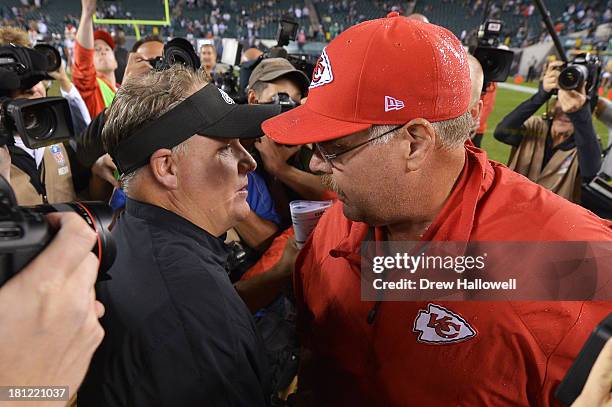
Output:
(0, 175), (116, 287)
(472, 19), (515, 88)
(270, 92), (297, 112)
(147, 38), (200, 72)
(558, 53), (602, 100)
(0, 44), (74, 148)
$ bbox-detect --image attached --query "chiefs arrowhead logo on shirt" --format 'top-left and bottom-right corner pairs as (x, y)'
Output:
(309, 48), (334, 89)
(413, 303), (477, 344)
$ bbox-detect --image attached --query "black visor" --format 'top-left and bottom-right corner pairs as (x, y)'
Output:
(112, 83), (281, 174)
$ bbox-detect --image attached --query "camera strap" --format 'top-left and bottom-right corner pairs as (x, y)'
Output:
(8, 145), (46, 198)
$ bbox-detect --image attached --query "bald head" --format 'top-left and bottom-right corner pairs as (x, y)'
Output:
(406, 13), (429, 23)
(241, 47), (263, 64)
(467, 55), (484, 108)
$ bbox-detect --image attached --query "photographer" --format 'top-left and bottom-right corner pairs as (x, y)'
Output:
(494, 60), (602, 203)
(78, 65), (281, 406)
(0, 211), (104, 405)
(200, 43), (219, 77)
(0, 31), (87, 205)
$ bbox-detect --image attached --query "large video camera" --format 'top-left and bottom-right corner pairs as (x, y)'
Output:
(471, 19), (515, 89)
(0, 44), (74, 148)
(0, 175), (116, 287)
(147, 38), (201, 72)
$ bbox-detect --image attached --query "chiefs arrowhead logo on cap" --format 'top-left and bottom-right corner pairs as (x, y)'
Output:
(413, 303), (477, 345)
(309, 47), (334, 89)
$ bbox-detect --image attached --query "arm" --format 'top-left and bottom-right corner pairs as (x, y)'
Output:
(77, 0), (96, 50)
(234, 237), (298, 312)
(494, 60), (563, 147)
(255, 138), (328, 200)
(72, 0), (99, 115)
(560, 88), (603, 182)
(274, 165), (328, 201)
(233, 210), (279, 252)
(493, 84), (553, 147)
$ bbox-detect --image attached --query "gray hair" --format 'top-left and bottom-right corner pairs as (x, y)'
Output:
(368, 111), (473, 149)
(102, 65), (209, 192)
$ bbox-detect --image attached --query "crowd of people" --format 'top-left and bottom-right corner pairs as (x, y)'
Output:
(0, 0), (611, 406)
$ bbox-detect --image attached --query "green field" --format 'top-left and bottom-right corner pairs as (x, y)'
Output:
(481, 85), (609, 164)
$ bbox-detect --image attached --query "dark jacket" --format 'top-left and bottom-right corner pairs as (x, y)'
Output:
(79, 199), (271, 407)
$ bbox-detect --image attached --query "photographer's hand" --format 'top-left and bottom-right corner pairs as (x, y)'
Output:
(572, 338), (612, 407)
(254, 136), (300, 176)
(91, 153), (119, 188)
(558, 84), (588, 114)
(122, 52), (153, 85)
(48, 60), (73, 93)
(0, 213), (104, 402)
(542, 60), (564, 93)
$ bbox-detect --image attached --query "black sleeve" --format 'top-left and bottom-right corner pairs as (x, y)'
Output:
(493, 84), (553, 147)
(74, 110), (107, 169)
(566, 103), (602, 182)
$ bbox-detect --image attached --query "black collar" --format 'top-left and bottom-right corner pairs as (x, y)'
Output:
(125, 198), (229, 258)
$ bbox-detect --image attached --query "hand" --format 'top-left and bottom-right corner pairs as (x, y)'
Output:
(91, 154), (119, 188)
(255, 137), (300, 176)
(558, 84), (588, 114)
(81, 0), (97, 17)
(48, 60), (72, 93)
(122, 52), (153, 85)
(0, 212), (104, 398)
(572, 338), (612, 407)
(542, 60), (564, 93)
(278, 237), (300, 276)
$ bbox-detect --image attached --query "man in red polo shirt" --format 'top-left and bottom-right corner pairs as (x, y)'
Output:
(262, 13), (612, 406)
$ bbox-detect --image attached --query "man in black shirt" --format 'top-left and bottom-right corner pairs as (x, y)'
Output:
(78, 65), (282, 406)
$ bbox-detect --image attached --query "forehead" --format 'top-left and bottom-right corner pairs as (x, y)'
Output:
(264, 77), (303, 98)
(201, 46), (215, 54)
(137, 41), (163, 60)
(319, 128), (370, 147)
(94, 39), (111, 50)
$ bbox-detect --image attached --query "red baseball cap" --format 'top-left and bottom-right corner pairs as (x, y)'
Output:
(94, 29), (115, 50)
(262, 12), (471, 145)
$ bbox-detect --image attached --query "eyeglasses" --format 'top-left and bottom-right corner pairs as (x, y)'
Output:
(315, 124), (404, 162)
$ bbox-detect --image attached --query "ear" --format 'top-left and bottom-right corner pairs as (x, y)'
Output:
(470, 100), (483, 124)
(396, 118), (436, 172)
(247, 89), (258, 105)
(148, 148), (178, 189)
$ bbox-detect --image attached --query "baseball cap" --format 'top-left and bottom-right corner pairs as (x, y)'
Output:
(112, 83), (281, 174)
(248, 58), (310, 97)
(262, 12), (471, 145)
(94, 29), (115, 50)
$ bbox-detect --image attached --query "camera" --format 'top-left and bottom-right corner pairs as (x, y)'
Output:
(0, 175), (116, 287)
(472, 19), (515, 88)
(558, 53), (602, 98)
(0, 44), (74, 148)
(147, 38), (201, 71)
(214, 69), (239, 101)
(267, 92), (297, 113)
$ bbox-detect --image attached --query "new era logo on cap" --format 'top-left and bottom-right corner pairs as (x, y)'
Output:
(309, 48), (334, 89)
(218, 88), (235, 105)
(385, 96), (405, 112)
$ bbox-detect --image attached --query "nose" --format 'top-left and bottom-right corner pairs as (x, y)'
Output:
(238, 143), (257, 174)
(310, 149), (332, 174)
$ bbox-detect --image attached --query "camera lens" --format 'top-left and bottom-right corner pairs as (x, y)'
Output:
(21, 104), (56, 141)
(559, 64), (588, 91)
(32, 202), (116, 274)
(33, 44), (61, 72)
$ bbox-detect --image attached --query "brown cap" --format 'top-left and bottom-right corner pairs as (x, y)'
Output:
(248, 58), (310, 96)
